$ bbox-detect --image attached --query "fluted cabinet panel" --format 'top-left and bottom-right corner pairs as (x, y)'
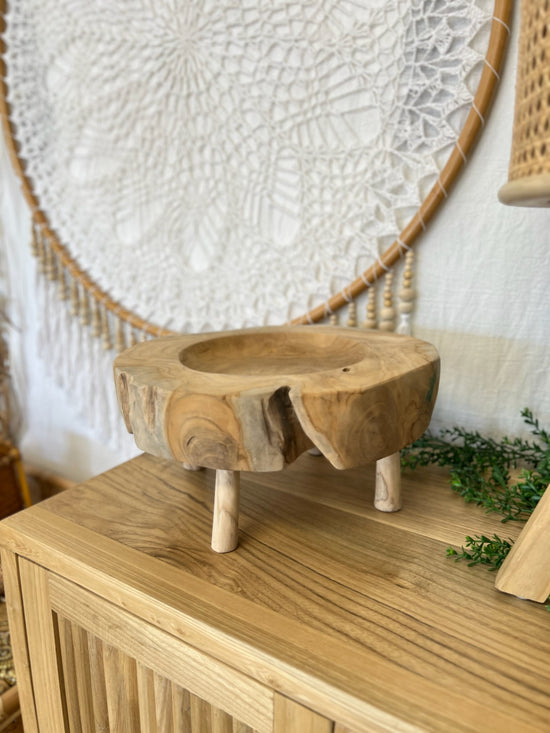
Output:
(54, 613), (260, 733)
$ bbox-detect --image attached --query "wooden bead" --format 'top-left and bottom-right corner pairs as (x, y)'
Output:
(398, 251), (416, 316)
(363, 288), (377, 330)
(346, 302), (357, 328)
(329, 314), (338, 326)
(379, 273), (395, 332)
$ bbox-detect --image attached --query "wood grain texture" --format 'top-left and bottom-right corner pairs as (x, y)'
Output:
(114, 326), (439, 471)
(17, 559), (67, 733)
(273, 695), (332, 733)
(136, 664), (157, 732)
(1, 454), (548, 732)
(0, 551), (39, 733)
(57, 616), (83, 733)
(153, 672), (173, 733)
(211, 470), (240, 553)
(495, 484), (550, 601)
(87, 634), (109, 733)
(102, 645), (140, 733)
(50, 575), (273, 733)
(71, 622), (96, 733)
(171, 684), (191, 732)
(374, 452), (401, 512)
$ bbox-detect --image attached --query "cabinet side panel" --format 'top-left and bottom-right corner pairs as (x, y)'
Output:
(18, 558), (68, 733)
(0, 550), (39, 733)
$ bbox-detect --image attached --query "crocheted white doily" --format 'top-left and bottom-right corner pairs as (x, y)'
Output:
(5, 0), (492, 332)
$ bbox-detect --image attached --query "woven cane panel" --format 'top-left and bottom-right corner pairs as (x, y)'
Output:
(508, 0), (550, 180)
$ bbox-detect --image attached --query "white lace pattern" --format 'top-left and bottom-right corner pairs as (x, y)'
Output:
(5, 0), (492, 332)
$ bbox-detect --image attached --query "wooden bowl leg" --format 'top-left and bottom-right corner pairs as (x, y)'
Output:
(211, 470), (241, 553)
(374, 452), (402, 512)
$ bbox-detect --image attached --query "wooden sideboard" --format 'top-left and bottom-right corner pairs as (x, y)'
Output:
(0, 453), (548, 732)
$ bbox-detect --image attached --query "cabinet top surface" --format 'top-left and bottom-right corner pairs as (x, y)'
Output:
(1, 453), (548, 732)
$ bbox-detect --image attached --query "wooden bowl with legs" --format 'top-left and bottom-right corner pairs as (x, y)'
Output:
(114, 326), (439, 552)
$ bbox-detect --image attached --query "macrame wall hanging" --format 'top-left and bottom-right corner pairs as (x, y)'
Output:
(0, 0), (511, 452)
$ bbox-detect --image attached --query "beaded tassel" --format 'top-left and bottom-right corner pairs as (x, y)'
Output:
(58, 268), (69, 301)
(101, 305), (112, 350)
(397, 251), (416, 335)
(379, 272), (395, 332)
(346, 302), (357, 328)
(91, 299), (102, 339)
(115, 317), (126, 353)
(45, 243), (57, 281)
(80, 289), (91, 327)
(363, 287), (377, 330)
(30, 222), (40, 258)
(329, 313), (339, 326)
(69, 279), (80, 317)
(36, 230), (47, 274)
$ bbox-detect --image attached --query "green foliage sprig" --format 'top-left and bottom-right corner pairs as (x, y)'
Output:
(446, 535), (513, 570)
(402, 409), (550, 572)
(402, 408), (549, 523)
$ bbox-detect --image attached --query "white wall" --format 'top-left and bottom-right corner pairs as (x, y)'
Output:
(1, 2), (549, 483)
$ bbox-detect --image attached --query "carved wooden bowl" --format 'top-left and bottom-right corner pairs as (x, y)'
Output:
(114, 326), (439, 552)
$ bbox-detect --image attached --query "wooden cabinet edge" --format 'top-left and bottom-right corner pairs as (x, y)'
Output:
(17, 558), (68, 732)
(0, 550), (39, 733)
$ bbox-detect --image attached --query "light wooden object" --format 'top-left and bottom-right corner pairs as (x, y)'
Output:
(378, 273), (395, 332)
(495, 484), (550, 602)
(363, 288), (377, 330)
(114, 326), (439, 551)
(0, 454), (548, 732)
(374, 452), (402, 512)
(211, 470), (240, 553)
